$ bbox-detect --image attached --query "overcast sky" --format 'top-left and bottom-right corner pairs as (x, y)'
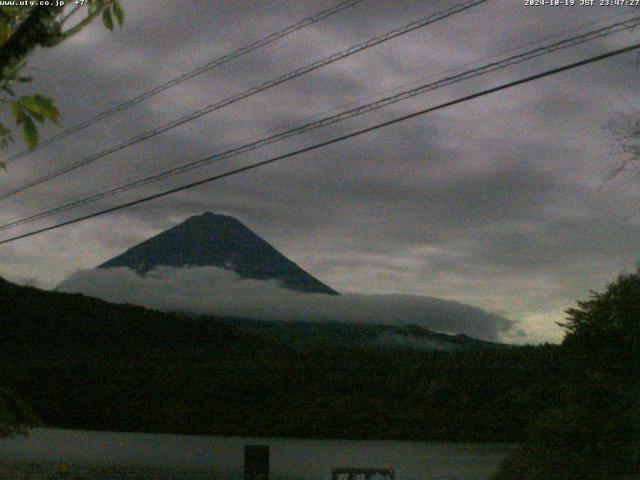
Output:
(0, 0), (639, 343)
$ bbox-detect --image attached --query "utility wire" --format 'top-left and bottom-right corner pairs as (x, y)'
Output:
(0, 0), (489, 201)
(0, 42), (637, 246)
(3, 0), (365, 165)
(305, 8), (637, 127)
(2, 15), (638, 231)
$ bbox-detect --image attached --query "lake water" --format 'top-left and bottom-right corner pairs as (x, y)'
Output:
(0, 428), (512, 479)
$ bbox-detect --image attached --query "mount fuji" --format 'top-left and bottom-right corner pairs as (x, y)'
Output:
(98, 212), (338, 295)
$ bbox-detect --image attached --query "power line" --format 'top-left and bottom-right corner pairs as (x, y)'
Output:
(3, 15), (638, 231)
(3, 0), (366, 165)
(0, 0), (489, 201)
(3, 15), (638, 229)
(309, 8), (636, 125)
(1, 42), (637, 247)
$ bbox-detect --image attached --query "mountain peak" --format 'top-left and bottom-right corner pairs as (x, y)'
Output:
(191, 211), (232, 221)
(98, 213), (338, 295)
(179, 211), (246, 232)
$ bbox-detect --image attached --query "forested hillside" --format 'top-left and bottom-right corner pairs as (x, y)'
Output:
(1, 276), (565, 441)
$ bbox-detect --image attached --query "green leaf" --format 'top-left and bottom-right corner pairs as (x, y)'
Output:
(11, 102), (24, 124)
(29, 111), (44, 123)
(88, 1), (101, 16)
(33, 94), (54, 109)
(22, 116), (38, 151)
(19, 95), (59, 125)
(113, 1), (124, 26)
(33, 94), (59, 124)
(20, 97), (45, 122)
(48, 106), (60, 125)
(102, 9), (114, 31)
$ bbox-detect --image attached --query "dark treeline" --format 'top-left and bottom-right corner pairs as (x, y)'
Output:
(494, 269), (640, 479)
(0, 276), (568, 442)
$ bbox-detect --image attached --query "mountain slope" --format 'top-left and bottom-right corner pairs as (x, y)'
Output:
(224, 318), (503, 352)
(98, 212), (338, 295)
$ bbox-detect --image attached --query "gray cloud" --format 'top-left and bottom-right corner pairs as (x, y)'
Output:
(0, 0), (639, 344)
(59, 266), (514, 341)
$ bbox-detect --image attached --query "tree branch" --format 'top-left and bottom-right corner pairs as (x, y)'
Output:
(0, 7), (64, 76)
(60, 4), (83, 26)
(53, 0), (115, 45)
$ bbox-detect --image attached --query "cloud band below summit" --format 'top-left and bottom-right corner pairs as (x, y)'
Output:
(60, 265), (514, 342)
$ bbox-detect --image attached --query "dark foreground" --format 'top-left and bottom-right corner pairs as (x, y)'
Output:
(0, 277), (565, 442)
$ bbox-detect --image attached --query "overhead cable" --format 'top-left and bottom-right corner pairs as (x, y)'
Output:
(0, 0), (489, 200)
(3, 0), (366, 165)
(1, 42), (637, 246)
(2, 15), (638, 231)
